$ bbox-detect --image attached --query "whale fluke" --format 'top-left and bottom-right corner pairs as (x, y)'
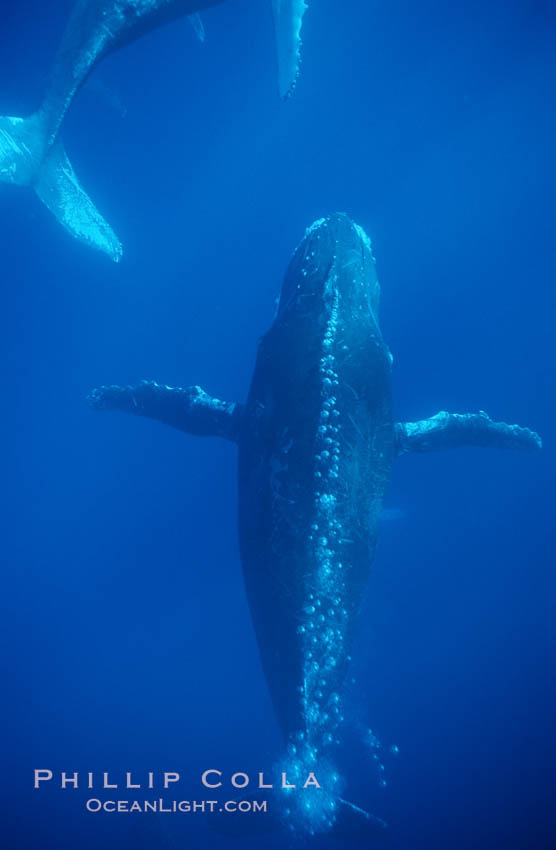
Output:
(272, 0), (309, 98)
(35, 138), (122, 262)
(2, 1), (317, 256)
(0, 113), (121, 262)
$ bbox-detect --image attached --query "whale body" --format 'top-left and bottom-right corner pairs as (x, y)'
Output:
(89, 214), (541, 838)
(238, 215), (395, 753)
(0, 0), (310, 261)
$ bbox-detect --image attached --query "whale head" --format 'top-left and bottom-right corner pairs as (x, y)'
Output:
(276, 213), (382, 336)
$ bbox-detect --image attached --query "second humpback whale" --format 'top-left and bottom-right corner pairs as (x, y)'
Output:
(0, 0), (310, 261)
(89, 214), (541, 839)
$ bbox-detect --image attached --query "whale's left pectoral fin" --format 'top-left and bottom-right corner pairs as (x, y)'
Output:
(89, 380), (243, 443)
(34, 138), (122, 262)
(395, 411), (542, 456)
(272, 0), (309, 99)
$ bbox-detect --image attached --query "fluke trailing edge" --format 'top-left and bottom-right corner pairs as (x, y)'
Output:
(0, 0), (310, 261)
(89, 214), (541, 839)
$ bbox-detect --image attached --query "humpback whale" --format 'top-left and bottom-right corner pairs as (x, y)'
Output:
(0, 0), (309, 261)
(89, 214), (541, 838)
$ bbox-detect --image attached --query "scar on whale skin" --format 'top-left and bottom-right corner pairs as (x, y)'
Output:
(0, 0), (312, 260)
(89, 213), (541, 840)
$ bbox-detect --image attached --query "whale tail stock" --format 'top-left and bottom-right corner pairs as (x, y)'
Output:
(0, 113), (122, 262)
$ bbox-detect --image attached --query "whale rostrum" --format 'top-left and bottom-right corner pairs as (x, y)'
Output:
(0, 0), (310, 261)
(89, 214), (541, 838)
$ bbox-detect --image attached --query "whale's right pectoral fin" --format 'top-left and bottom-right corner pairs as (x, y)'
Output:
(272, 0), (309, 99)
(89, 380), (243, 443)
(395, 410), (542, 456)
(34, 138), (122, 262)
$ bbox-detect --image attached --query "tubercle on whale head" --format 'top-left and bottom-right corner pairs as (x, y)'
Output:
(275, 213), (382, 331)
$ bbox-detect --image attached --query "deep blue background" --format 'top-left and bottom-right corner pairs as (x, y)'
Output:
(1, 1), (555, 848)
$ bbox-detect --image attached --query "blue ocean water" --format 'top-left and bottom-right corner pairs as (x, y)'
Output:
(1, 1), (555, 848)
